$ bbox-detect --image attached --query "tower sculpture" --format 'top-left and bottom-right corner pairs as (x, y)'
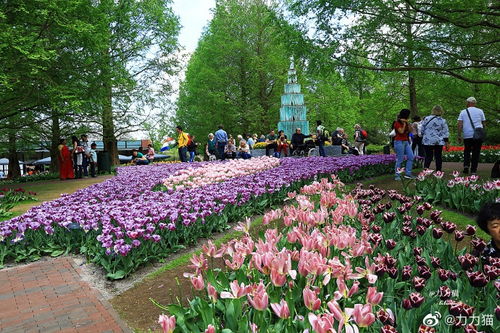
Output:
(277, 60), (309, 138)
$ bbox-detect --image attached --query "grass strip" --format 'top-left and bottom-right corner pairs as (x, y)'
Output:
(146, 217), (263, 279)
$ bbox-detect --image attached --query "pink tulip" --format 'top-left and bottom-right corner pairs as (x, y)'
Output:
(158, 314), (176, 333)
(352, 304), (375, 327)
(366, 287), (383, 305)
(271, 299), (290, 319)
(308, 312), (336, 333)
(247, 282), (269, 311)
(303, 286), (321, 311)
(205, 324), (216, 333)
(220, 280), (249, 299)
(207, 283), (218, 302)
(190, 274), (204, 291)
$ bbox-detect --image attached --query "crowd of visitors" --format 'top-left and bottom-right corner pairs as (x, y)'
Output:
(58, 134), (98, 180)
(389, 96), (486, 179)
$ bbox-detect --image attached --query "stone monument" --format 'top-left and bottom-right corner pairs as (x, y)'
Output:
(277, 60), (309, 138)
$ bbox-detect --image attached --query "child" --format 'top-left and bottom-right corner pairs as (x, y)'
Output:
(276, 135), (289, 157)
(89, 143), (98, 177)
(187, 134), (198, 162)
(477, 202), (500, 259)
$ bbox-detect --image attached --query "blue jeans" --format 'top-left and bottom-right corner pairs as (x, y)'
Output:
(318, 141), (325, 157)
(394, 140), (413, 176)
(238, 152), (251, 159)
(178, 147), (188, 162)
(189, 151), (195, 162)
(217, 143), (227, 160)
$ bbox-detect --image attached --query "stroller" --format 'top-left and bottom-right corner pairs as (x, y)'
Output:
(291, 140), (317, 157)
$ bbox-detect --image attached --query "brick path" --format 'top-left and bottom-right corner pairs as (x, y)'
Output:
(0, 257), (130, 333)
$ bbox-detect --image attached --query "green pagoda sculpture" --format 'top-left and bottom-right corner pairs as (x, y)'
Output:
(278, 60), (309, 139)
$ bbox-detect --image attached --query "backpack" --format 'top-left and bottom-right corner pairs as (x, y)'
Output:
(361, 129), (368, 139)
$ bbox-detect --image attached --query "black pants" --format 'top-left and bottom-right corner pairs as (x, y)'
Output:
(266, 143), (277, 156)
(463, 138), (482, 173)
(90, 162), (97, 177)
(412, 136), (425, 158)
(424, 145), (443, 171)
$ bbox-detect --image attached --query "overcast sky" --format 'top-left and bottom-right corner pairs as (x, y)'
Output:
(172, 0), (216, 54)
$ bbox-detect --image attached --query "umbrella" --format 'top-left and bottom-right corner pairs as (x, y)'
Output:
(0, 158), (25, 165)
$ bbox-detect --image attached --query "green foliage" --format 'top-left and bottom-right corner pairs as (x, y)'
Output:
(176, 0), (290, 139)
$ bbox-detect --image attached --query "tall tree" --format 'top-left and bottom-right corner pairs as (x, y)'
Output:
(176, 0), (291, 139)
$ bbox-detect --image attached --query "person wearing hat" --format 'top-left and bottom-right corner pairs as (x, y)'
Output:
(457, 97), (486, 175)
(392, 109), (415, 180)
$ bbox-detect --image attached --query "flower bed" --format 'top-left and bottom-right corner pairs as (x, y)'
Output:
(161, 157), (280, 190)
(442, 145), (499, 163)
(413, 170), (500, 213)
(159, 178), (498, 332)
(0, 156), (395, 278)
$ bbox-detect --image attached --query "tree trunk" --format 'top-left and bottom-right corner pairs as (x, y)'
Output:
(7, 126), (21, 180)
(50, 110), (61, 173)
(406, 4), (418, 118)
(102, 82), (119, 166)
(408, 74), (418, 117)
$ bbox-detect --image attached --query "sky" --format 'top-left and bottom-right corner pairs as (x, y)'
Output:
(172, 0), (216, 54)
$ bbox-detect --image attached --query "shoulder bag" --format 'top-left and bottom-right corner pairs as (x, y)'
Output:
(465, 108), (486, 141)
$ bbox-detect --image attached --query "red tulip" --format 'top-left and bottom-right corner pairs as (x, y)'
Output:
(402, 299), (412, 310)
(418, 265), (432, 279)
(430, 210), (442, 222)
(432, 228), (443, 239)
(430, 257), (441, 268)
(409, 292), (424, 308)
(465, 225), (476, 236)
(441, 221), (456, 233)
(463, 324), (478, 333)
(387, 267), (398, 279)
(377, 309), (395, 325)
(413, 247), (423, 256)
(383, 212), (396, 223)
(471, 238), (487, 253)
(437, 269), (449, 281)
(495, 306), (500, 321)
(413, 276), (426, 291)
(484, 264), (500, 279)
(466, 271), (489, 287)
(385, 239), (396, 250)
(458, 253), (479, 270)
(454, 230), (465, 241)
(402, 266), (412, 280)
(380, 325), (398, 333)
(418, 325), (436, 333)
(416, 205), (425, 215)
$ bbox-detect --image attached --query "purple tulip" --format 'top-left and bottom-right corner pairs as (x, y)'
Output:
(409, 292), (424, 308)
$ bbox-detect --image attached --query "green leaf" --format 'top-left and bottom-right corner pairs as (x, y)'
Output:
(106, 270), (126, 280)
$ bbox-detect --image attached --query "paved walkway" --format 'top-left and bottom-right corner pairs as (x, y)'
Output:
(0, 257), (130, 333)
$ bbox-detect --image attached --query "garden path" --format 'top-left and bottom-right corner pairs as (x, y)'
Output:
(0, 256), (131, 333)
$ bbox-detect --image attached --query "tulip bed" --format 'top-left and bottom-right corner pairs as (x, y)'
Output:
(0, 155), (395, 278)
(161, 177), (499, 333)
(413, 170), (500, 214)
(442, 145), (500, 164)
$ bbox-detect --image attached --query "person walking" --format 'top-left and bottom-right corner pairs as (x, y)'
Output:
(421, 105), (449, 171)
(175, 126), (189, 163)
(214, 125), (228, 160)
(353, 124), (366, 155)
(392, 109), (415, 180)
(458, 97), (486, 175)
(58, 138), (74, 180)
(316, 120), (326, 157)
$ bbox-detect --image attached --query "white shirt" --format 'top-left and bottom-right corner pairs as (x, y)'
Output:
(458, 107), (485, 139)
